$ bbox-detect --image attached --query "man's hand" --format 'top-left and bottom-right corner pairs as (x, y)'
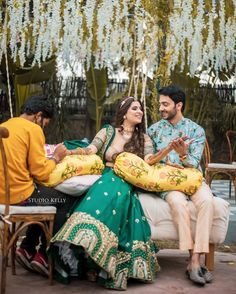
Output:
(169, 136), (194, 157)
(52, 143), (67, 163)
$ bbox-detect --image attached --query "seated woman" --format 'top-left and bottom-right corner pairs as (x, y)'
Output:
(48, 97), (168, 290)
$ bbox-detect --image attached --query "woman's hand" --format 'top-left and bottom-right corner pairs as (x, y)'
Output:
(52, 143), (67, 163)
(67, 147), (95, 156)
(165, 155), (184, 169)
(66, 147), (85, 155)
(66, 149), (73, 155)
(145, 143), (173, 165)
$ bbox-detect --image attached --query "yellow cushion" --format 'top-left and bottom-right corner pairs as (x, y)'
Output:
(41, 154), (104, 187)
(114, 152), (203, 196)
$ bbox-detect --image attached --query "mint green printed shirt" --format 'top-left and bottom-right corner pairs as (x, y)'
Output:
(147, 118), (205, 199)
(147, 118), (205, 169)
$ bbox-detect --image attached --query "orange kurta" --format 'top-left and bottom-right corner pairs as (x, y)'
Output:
(0, 117), (55, 204)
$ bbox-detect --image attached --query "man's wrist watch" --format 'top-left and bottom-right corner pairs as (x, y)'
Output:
(179, 154), (187, 161)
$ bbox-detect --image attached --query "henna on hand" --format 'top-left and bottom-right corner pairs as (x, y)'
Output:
(147, 143), (173, 165)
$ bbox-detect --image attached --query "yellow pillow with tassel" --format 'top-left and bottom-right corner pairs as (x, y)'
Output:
(114, 152), (203, 196)
(41, 154), (104, 187)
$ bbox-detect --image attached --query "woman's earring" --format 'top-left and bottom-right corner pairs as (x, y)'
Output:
(123, 115), (126, 120)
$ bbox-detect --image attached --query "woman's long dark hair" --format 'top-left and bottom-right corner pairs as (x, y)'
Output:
(113, 97), (145, 159)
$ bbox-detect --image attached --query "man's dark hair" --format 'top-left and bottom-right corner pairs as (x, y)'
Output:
(158, 85), (186, 111)
(20, 95), (54, 118)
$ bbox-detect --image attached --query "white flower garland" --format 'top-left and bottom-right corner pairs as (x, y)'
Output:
(167, 0), (235, 76)
(119, 0), (133, 63)
(7, 0), (24, 62)
(0, 4), (4, 62)
(188, 0), (205, 75)
(225, 17), (236, 67)
(1, 0), (235, 78)
(202, 0), (216, 69)
(83, 0), (97, 69)
(107, 1), (123, 66)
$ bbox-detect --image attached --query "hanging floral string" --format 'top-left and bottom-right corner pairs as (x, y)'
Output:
(0, 0), (235, 76)
(167, 0), (236, 76)
(2, 7), (14, 117)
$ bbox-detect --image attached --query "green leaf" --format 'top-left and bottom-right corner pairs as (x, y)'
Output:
(85, 63), (108, 132)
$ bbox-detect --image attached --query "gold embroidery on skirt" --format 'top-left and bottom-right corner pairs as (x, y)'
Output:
(51, 212), (118, 277)
(51, 212), (159, 289)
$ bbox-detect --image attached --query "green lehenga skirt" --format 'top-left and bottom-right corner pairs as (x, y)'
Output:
(49, 168), (160, 290)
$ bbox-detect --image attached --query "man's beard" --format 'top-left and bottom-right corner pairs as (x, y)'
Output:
(161, 108), (177, 121)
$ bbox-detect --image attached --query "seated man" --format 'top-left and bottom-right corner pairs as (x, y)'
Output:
(148, 85), (214, 286)
(0, 95), (77, 276)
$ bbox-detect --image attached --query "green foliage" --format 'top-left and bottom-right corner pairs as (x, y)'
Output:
(85, 63), (108, 132)
(213, 104), (236, 134)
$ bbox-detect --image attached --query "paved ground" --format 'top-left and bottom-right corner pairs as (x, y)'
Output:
(3, 249), (236, 294)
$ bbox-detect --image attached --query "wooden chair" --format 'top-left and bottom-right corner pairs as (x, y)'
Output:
(0, 126), (56, 294)
(204, 134), (236, 202)
(202, 139), (230, 270)
(226, 130), (236, 198)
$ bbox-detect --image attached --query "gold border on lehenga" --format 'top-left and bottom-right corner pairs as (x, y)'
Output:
(51, 212), (160, 289)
